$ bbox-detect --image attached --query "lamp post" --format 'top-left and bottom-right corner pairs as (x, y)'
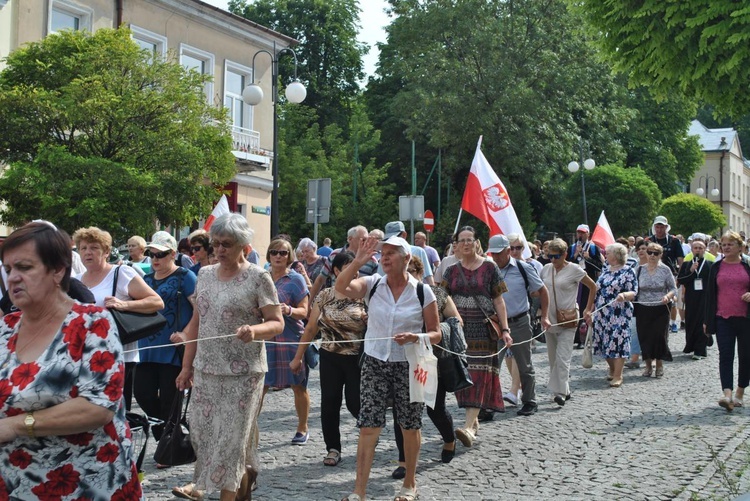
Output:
(695, 175), (720, 198)
(567, 140), (595, 225)
(242, 42), (306, 239)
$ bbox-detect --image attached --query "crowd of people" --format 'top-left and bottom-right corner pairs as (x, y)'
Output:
(0, 213), (748, 500)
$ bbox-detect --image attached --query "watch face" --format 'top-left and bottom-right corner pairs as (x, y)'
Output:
(25, 414), (34, 426)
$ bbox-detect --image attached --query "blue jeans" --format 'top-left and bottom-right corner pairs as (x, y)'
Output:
(715, 317), (750, 391)
(629, 317), (641, 356)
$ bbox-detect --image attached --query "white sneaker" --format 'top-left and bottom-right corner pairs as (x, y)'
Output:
(503, 392), (518, 406)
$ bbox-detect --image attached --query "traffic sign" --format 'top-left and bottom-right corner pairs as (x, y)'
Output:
(423, 209), (434, 232)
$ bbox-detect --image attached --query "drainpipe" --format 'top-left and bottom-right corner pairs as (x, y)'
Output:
(719, 142), (726, 233)
(116, 0), (123, 28)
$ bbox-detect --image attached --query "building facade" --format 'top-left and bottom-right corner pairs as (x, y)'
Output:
(688, 120), (750, 237)
(0, 0), (291, 254)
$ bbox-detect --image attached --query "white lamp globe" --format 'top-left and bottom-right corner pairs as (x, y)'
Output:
(710, 188), (720, 197)
(285, 80), (307, 103)
(242, 84), (264, 106)
(696, 187), (705, 196)
(583, 158), (596, 170)
(567, 161), (580, 173)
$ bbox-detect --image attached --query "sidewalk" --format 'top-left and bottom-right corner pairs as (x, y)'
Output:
(138, 331), (749, 500)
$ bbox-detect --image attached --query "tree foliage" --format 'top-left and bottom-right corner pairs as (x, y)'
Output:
(659, 193), (727, 237)
(229, 0), (367, 130)
(569, 0), (750, 118)
(564, 164), (662, 237)
(0, 28), (235, 240)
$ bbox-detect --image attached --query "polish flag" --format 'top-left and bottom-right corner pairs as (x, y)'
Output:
(203, 194), (230, 230)
(591, 210), (616, 249)
(461, 137), (530, 258)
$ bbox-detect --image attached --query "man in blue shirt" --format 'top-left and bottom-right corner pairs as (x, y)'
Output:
(489, 234), (551, 416)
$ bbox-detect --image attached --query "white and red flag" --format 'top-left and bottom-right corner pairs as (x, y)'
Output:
(203, 194), (230, 231)
(461, 137), (530, 257)
(590, 210), (615, 250)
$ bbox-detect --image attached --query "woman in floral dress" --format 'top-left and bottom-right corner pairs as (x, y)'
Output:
(0, 221), (141, 500)
(588, 243), (638, 388)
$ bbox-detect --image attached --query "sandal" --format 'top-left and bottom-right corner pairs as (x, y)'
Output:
(342, 494), (364, 501)
(172, 484), (205, 501)
(235, 465), (258, 501)
(454, 428), (475, 447)
(394, 486), (417, 501)
(655, 367), (664, 378)
(641, 368), (653, 378)
(609, 378), (623, 388)
(719, 396), (734, 412)
(324, 449), (341, 466)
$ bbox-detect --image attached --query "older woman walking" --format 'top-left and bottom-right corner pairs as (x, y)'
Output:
(705, 231), (750, 411)
(634, 242), (677, 378)
(171, 213), (284, 501)
(336, 236), (440, 501)
(541, 238), (596, 405)
(297, 237), (328, 285)
(588, 243), (638, 387)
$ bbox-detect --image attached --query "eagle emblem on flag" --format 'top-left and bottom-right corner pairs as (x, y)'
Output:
(483, 184), (510, 212)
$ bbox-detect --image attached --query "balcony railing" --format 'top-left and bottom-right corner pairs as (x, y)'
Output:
(230, 125), (272, 171)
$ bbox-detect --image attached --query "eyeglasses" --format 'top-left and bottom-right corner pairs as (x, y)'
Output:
(269, 249), (289, 257)
(646, 251), (661, 256)
(407, 268), (417, 273)
(190, 245), (203, 253)
(510, 246), (524, 251)
(548, 254), (562, 260)
(457, 238), (475, 244)
(211, 240), (236, 249)
(147, 249), (172, 259)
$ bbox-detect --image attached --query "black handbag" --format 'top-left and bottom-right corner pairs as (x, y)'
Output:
(153, 389), (196, 466)
(437, 318), (473, 392)
(109, 265), (167, 345)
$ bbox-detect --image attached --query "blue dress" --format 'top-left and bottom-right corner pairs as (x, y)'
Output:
(265, 270), (309, 388)
(593, 267), (638, 359)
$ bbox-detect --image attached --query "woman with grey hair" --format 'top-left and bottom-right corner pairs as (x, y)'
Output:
(170, 213), (284, 501)
(634, 242), (678, 378)
(586, 243), (638, 387)
(297, 237), (327, 284)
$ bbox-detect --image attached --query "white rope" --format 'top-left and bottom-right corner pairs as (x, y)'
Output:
(123, 299), (670, 358)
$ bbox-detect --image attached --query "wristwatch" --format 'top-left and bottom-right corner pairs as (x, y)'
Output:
(24, 412), (35, 438)
(501, 328), (511, 334)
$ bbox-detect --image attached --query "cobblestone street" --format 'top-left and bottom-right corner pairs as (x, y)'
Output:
(137, 331), (750, 500)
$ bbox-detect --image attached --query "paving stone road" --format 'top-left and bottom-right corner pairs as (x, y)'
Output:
(136, 331), (750, 500)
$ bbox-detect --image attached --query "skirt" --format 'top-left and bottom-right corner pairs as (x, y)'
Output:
(635, 304), (673, 362)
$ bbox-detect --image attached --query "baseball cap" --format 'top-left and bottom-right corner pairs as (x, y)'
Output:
(148, 231), (177, 252)
(376, 236), (412, 256)
(653, 215), (668, 226)
(576, 224), (590, 233)
(384, 221), (406, 239)
(487, 234), (510, 253)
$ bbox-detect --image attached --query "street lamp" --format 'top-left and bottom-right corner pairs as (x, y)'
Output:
(567, 140), (595, 225)
(242, 42), (306, 239)
(695, 175), (720, 198)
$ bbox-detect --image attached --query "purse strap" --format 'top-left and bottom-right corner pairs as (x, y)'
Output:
(181, 388), (192, 421)
(552, 266), (561, 312)
(111, 265), (123, 297)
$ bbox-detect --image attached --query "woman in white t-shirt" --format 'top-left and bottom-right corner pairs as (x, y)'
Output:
(540, 238), (596, 406)
(73, 226), (164, 410)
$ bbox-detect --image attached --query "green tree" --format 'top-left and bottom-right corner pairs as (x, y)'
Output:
(659, 193), (727, 236)
(569, 0), (750, 118)
(229, 0), (367, 130)
(563, 164), (662, 236)
(0, 28), (235, 240)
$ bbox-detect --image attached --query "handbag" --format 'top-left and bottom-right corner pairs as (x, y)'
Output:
(581, 326), (594, 369)
(437, 318), (473, 392)
(456, 263), (501, 341)
(153, 389), (196, 466)
(109, 265), (167, 345)
(404, 335), (438, 408)
(552, 266), (579, 329)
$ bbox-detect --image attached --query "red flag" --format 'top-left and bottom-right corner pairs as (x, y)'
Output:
(461, 137), (530, 257)
(591, 210), (615, 249)
(203, 194), (230, 231)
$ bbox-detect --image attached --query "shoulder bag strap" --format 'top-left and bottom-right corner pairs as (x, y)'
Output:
(551, 266), (561, 312)
(111, 265), (121, 297)
(456, 262), (494, 321)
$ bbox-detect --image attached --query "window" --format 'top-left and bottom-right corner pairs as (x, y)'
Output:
(180, 44), (214, 103)
(130, 25), (167, 59)
(224, 61), (254, 130)
(49, 0), (92, 34)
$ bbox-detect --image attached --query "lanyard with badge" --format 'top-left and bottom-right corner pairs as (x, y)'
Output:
(693, 258), (706, 291)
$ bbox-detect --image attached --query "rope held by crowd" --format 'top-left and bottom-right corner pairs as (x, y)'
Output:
(124, 299), (667, 358)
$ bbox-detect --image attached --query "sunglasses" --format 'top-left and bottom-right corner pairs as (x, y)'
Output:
(510, 245), (524, 251)
(269, 249), (289, 257)
(646, 251), (661, 256)
(147, 249), (172, 259)
(211, 241), (236, 249)
(548, 254), (562, 260)
(190, 245), (203, 253)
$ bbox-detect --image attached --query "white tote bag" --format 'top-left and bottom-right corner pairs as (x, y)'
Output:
(582, 326), (594, 369)
(404, 335), (438, 409)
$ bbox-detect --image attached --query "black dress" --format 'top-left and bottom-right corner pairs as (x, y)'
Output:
(677, 258), (713, 357)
